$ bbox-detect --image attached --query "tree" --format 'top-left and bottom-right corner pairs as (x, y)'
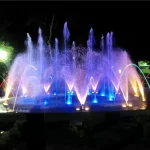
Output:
(0, 62), (7, 78)
(0, 41), (14, 66)
(0, 62), (8, 90)
(138, 60), (150, 67)
(138, 60), (150, 74)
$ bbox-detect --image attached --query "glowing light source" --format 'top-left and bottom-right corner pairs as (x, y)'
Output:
(118, 69), (122, 74)
(141, 104), (147, 110)
(66, 91), (72, 105)
(22, 86), (27, 96)
(3, 101), (8, 106)
(87, 90), (91, 95)
(93, 99), (98, 103)
(141, 106), (146, 110)
(76, 107), (80, 111)
(122, 103), (132, 107)
(69, 91), (74, 95)
(142, 96), (146, 101)
(134, 94), (139, 97)
(85, 106), (90, 111)
(108, 95), (114, 101)
(44, 100), (48, 105)
(93, 93), (98, 103)
(0, 49), (7, 61)
(122, 104), (126, 108)
(44, 83), (51, 94)
(128, 103), (132, 107)
(100, 92), (105, 96)
(66, 101), (71, 105)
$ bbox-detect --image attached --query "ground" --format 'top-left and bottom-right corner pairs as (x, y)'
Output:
(0, 112), (150, 150)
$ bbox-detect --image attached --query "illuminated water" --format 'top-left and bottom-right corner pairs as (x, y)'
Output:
(1, 22), (147, 112)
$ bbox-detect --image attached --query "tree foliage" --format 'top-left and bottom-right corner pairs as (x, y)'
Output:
(0, 62), (7, 78)
(138, 60), (150, 67)
(0, 41), (14, 66)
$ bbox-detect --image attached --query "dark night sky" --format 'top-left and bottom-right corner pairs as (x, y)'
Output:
(0, 2), (150, 62)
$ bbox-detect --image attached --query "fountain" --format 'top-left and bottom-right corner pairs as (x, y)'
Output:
(0, 22), (147, 113)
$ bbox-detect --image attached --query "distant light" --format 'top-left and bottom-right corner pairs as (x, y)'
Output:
(76, 107), (80, 111)
(22, 87), (27, 96)
(122, 104), (126, 108)
(134, 94), (139, 97)
(109, 96), (114, 101)
(118, 69), (122, 74)
(128, 103), (132, 107)
(0, 50), (7, 61)
(141, 105), (147, 110)
(90, 77), (94, 79)
(53, 92), (56, 96)
(141, 107), (146, 110)
(87, 91), (91, 95)
(66, 93), (72, 105)
(71, 91), (74, 95)
(100, 92), (105, 96)
(44, 100), (48, 105)
(67, 91), (73, 95)
(142, 97), (146, 101)
(0, 131), (4, 134)
(93, 99), (98, 103)
(66, 101), (71, 105)
(85, 107), (90, 111)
